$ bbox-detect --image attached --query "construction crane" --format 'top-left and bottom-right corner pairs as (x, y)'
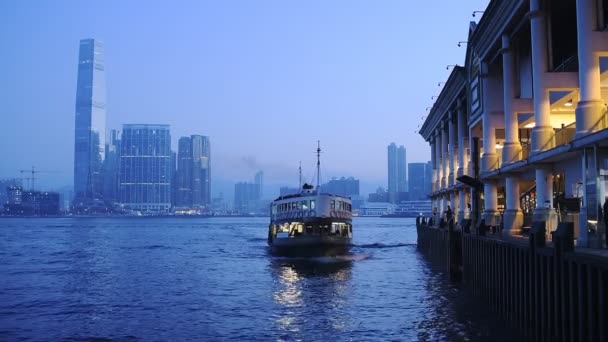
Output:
(19, 166), (57, 191)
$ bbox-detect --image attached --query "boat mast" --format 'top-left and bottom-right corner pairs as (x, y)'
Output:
(316, 141), (321, 189)
(299, 161), (302, 188)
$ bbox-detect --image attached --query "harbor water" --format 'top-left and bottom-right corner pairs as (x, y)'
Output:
(0, 217), (521, 341)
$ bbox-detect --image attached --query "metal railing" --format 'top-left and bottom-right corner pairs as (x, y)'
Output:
(552, 55), (578, 72)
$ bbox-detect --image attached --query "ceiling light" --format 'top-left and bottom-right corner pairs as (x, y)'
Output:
(524, 122), (535, 128)
(495, 143), (503, 149)
(564, 99), (573, 107)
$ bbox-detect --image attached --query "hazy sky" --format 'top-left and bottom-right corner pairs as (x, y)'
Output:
(0, 0), (489, 196)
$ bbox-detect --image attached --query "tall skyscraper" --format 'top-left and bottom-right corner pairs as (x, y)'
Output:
(176, 137), (193, 207)
(119, 124), (172, 213)
(191, 135), (211, 207)
(103, 129), (121, 203)
(254, 170), (263, 199)
(408, 162), (426, 200)
(174, 135), (211, 210)
(387, 143), (407, 202)
(73, 39), (106, 202)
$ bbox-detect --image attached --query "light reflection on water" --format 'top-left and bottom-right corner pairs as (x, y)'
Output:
(0, 217), (522, 341)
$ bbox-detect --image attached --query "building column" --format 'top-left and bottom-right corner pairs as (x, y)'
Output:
(484, 181), (498, 226)
(435, 129), (442, 192)
(575, 0), (606, 137)
(534, 166), (558, 231)
(503, 176), (523, 236)
(431, 139), (437, 193)
(530, 0), (554, 153)
(449, 110), (458, 187)
(441, 121), (449, 189)
(481, 83), (499, 224)
(501, 34), (522, 164)
(458, 189), (466, 222)
(457, 98), (467, 177)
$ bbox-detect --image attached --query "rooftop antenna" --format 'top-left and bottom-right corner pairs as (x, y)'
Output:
(316, 141), (321, 189)
(299, 161), (302, 188)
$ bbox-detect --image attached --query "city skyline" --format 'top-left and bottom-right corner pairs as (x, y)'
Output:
(0, 0), (489, 193)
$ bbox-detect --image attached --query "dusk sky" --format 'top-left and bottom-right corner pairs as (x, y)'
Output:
(0, 0), (489, 197)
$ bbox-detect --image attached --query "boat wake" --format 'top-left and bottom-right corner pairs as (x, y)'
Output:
(355, 242), (415, 249)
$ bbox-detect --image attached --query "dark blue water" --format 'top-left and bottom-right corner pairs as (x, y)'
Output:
(0, 217), (520, 341)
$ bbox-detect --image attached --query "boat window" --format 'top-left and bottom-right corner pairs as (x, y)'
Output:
(310, 200), (316, 209)
(301, 200), (308, 210)
(330, 200), (335, 209)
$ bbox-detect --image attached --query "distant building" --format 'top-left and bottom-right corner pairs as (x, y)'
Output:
(368, 187), (389, 203)
(0, 179), (22, 206)
(322, 177), (359, 197)
(175, 136), (193, 207)
(234, 182), (260, 214)
(73, 38), (106, 204)
(388, 143), (406, 203)
(254, 170), (263, 198)
(174, 135), (211, 211)
(424, 161), (433, 199)
(191, 135), (211, 208)
(408, 162), (427, 200)
(119, 124), (172, 213)
(103, 129), (121, 204)
(3, 186), (60, 216)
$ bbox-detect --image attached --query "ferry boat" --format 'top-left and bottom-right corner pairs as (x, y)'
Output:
(267, 143), (353, 257)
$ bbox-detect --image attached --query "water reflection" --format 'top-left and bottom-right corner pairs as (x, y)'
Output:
(269, 257), (353, 338)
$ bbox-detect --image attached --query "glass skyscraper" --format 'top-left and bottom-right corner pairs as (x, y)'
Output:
(387, 143), (407, 202)
(119, 124), (172, 213)
(174, 135), (211, 210)
(73, 39), (106, 201)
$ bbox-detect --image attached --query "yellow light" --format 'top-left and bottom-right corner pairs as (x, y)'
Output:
(564, 99), (573, 107)
(524, 122), (535, 128)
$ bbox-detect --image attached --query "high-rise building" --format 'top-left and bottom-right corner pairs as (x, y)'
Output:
(191, 135), (211, 207)
(176, 136), (193, 207)
(388, 143), (407, 202)
(103, 130), (121, 203)
(73, 39), (106, 202)
(174, 135), (211, 210)
(408, 163), (426, 200)
(322, 177), (359, 197)
(234, 182), (260, 213)
(119, 124), (172, 213)
(424, 161), (433, 198)
(254, 170), (263, 199)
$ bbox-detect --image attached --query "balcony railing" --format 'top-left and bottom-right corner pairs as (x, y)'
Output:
(554, 122), (576, 146)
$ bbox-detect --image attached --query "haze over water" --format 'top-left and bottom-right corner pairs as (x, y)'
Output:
(0, 217), (520, 341)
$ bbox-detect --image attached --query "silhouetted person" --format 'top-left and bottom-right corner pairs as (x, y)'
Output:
(446, 205), (453, 223)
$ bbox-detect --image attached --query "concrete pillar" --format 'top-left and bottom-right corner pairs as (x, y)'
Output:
(457, 99), (467, 177)
(501, 34), (522, 165)
(575, 0), (607, 137)
(458, 189), (466, 222)
(484, 181), (499, 226)
(481, 77), (498, 171)
(441, 122), (449, 189)
(534, 167), (558, 232)
(530, 0), (554, 153)
(503, 176), (523, 236)
(449, 110), (458, 186)
(435, 129), (442, 191)
(431, 139), (437, 192)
